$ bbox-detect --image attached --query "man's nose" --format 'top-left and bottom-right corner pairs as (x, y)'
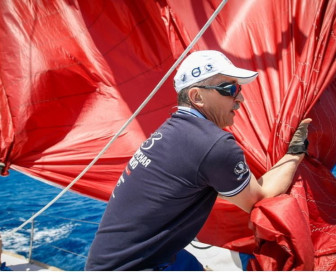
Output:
(234, 92), (244, 103)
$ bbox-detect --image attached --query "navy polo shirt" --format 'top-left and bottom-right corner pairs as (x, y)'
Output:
(86, 110), (251, 271)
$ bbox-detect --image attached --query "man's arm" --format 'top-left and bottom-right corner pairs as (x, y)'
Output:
(219, 118), (311, 213)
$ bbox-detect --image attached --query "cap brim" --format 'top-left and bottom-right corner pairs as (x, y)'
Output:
(220, 67), (258, 85)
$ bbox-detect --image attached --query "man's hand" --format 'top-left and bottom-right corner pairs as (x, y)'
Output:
(287, 118), (312, 155)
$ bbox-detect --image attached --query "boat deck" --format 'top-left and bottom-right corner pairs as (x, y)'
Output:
(1, 251), (61, 271)
(1, 241), (243, 271)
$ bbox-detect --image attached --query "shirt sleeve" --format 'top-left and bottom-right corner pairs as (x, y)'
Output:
(199, 134), (251, 197)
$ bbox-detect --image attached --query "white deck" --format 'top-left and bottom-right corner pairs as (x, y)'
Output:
(2, 242), (242, 271)
(1, 251), (61, 271)
(185, 241), (243, 271)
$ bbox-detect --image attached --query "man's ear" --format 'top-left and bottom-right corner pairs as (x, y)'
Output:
(188, 87), (204, 107)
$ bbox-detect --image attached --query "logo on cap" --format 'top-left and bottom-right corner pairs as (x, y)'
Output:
(205, 64), (213, 71)
(191, 67), (201, 77)
(180, 74), (186, 82)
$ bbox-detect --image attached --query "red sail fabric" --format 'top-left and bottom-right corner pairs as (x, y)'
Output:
(0, 0), (176, 200)
(0, 0), (335, 270)
(249, 195), (315, 271)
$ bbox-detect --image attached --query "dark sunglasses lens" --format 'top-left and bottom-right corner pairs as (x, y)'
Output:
(215, 83), (240, 97)
(220, 83), (237, 96)
(229, 84), (238, 96)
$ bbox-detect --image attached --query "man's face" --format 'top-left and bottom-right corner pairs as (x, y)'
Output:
(192, 75), (244, 128)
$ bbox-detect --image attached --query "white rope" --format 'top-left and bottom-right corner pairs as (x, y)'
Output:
(4, 0), (228, 238)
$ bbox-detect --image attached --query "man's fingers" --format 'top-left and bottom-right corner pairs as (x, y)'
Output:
(300, 118), (312, 125)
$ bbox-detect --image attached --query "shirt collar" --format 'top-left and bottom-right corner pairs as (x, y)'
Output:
(176, 106), (206, 119)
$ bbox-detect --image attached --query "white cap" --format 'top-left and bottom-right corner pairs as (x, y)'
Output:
(174, 50), (258, 92)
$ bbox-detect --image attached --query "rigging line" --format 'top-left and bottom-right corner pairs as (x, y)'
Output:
(2, 210), (99, 225)
(40, 214), (100, 225)
(49, 245), (88, 259)
(4, 0), (228, 238)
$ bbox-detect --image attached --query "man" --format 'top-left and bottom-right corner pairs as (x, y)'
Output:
(86, 50), (311, 270)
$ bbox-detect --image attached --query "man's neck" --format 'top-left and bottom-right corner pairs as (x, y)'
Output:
(177, 106), (207, 119)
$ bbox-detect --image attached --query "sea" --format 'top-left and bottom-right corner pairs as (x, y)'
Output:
(0, 170), (107, 271)
(1, 167), (336, 271)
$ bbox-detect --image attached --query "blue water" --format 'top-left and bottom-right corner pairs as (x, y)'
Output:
(0, 170), (107, 271)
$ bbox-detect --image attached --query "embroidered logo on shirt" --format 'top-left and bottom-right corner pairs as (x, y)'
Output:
(234, 161), (249, 181)
(141, 132), (162, 150)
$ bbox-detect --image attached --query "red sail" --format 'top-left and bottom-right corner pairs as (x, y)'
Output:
(0, 0), (335, 269)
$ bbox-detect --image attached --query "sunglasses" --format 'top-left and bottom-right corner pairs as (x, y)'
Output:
(193, 82), (242, 98)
